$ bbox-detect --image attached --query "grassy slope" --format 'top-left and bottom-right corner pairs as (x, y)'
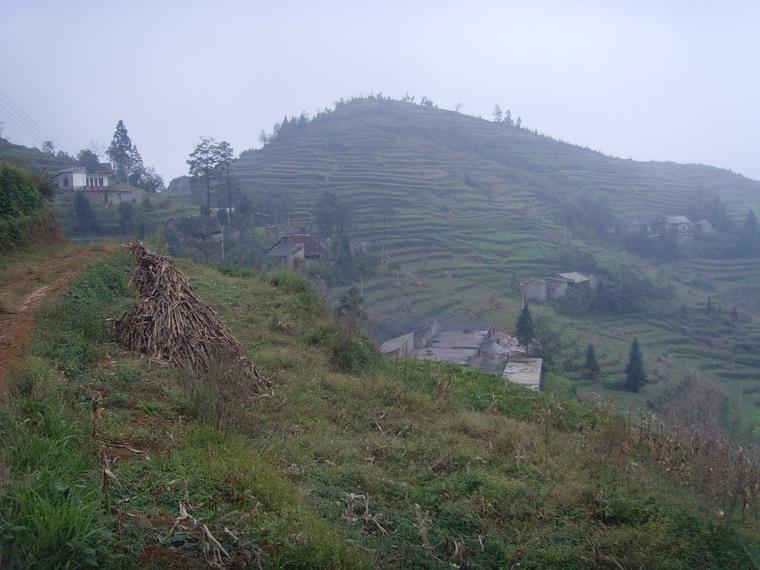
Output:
(232, 99), (760, 435)
(1, 251), (757, 568)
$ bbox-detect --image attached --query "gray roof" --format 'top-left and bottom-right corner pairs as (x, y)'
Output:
(88, 163), (113, 174)
(664, 215), (691, 225)
(557, 271), (592, 283)
(268, 238), (303, 257)
(56, 166), (86, 174)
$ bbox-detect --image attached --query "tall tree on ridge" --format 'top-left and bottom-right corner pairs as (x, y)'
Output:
(188, 137), (221, 216)
(215, 140), (235, 212)
(107, 120), (135, 182)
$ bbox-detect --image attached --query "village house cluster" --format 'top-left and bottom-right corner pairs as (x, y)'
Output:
(380, 319), (543, 390)
(620, 214), (714, 243)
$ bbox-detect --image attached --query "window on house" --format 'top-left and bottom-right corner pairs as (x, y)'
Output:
(63, 177), (69, 188)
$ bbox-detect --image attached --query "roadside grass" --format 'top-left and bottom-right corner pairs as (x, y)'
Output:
(1, 251), (757, 568)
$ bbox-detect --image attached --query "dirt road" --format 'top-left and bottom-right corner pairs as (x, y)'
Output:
(0, 242), (119, 393)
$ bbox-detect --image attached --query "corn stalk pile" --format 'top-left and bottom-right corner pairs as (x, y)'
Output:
(116, 242), (269, 393)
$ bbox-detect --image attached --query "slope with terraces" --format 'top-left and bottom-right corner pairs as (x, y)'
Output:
(232, 98), (760, 435)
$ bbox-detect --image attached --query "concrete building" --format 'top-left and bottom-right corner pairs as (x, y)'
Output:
(55, 164), (111, 191)
(55, 163), (140, 207)
(557, 271), (599, 290)
(503, 358), (543, 391)
(381, 320), (541, 390)
(380, 320), (497, 367)
(694, 219), (715, 234)
(520, 272), (597, 302)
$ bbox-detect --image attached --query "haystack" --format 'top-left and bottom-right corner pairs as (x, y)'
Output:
(116, 242), (269, 392)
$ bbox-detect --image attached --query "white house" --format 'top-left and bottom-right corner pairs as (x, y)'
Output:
(55, 167), (87, 190)
(55, 164), (111, 191)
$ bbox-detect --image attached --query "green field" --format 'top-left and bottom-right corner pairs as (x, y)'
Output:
(231, 98), (760, 437)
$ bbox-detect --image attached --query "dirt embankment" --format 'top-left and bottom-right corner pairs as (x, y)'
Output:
(0, 243), (119, 394)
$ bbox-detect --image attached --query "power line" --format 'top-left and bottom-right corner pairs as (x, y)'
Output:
(0, 101), (47, 147)
(0, 90), (66, 153)
(0, 97), (49, 144)
(0, 90), (62, 148)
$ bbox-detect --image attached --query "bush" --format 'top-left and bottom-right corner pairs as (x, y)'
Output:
(0, 162), (43, 220)
(330, 333), (377, 373)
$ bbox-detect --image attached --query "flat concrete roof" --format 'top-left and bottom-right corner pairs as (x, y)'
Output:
(429, 329), (489, 349)
(503, 358), (543, 391)
(410, 347), (477, 365)
(557, 271), (590, 283)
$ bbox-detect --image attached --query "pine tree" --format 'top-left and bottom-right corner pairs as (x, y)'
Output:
(107, 120), (135, 182)
(515, 304), (535, 348)
(584, 344), (600, 380)
(624, 338), (647, 392)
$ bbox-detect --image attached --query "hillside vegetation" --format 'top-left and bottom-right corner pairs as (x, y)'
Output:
(0, 162), (61, 253)
(231, 98), (760, 437)
(0, 137), (74, 174)
(1, 249), (757, 568)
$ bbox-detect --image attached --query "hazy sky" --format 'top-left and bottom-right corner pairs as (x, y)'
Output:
(1, 1), (759, 181)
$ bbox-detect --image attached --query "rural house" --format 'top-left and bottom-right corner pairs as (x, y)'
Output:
(557, 271), (599, 290)
(268, 234), (329, 269)
(662, 215), (693, 242)
(380, 319), (541, 390)
(54, 163), (139, 206)
(380, 319), (502, 367)
(55, 164), (111, 190)
(520, 271), (598, 302)
(694, 219), (715, 234)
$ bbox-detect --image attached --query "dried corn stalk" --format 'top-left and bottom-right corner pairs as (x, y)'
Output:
(116, 242), (269, 393)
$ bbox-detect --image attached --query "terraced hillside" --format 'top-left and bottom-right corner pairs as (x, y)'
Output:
(0, 136), (74, 173)
(232, 98), (760, 435)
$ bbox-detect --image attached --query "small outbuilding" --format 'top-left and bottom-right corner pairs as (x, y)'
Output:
(503, 358), (543, 391)
(694, 219), (715, 234)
